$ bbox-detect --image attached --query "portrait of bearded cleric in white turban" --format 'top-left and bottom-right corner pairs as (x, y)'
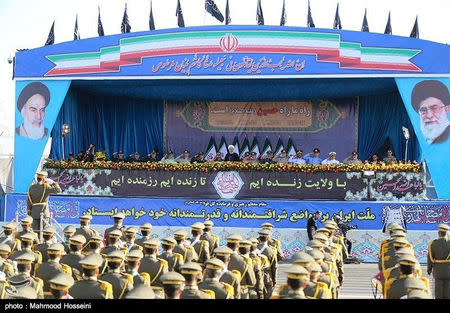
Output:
(411, 80), (450, 144)
(15, 82), (50, 140)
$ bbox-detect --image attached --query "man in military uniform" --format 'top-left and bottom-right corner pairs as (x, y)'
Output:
(27, 171), (61, 234)
(201, 220), (219, 256)
(378, 224), (407, 272)
(125, 249), (151, 287)
(261, 223), (284, 262)
(15, 216), (39, 245)
(198, 258), (234, 299)
(188, 222), (210, 266)
(0, 222), (21, 254)
(124, 285), (156, 299)
(427, 223), (450, 299)
(135, 223), (152, 247)
(0, 244), (16, 279)
(33, 226), (56, 263)
(34, 243), (72, 296)
(69, 253), (113, 299)
(104, 212), (126, 244)
(248, 237), (266, 299)
(48, 272), (74, 299)
(278, 265), (309, 299)
(138, 238), (168, 299)
(160, 271), (185, 299)
(383, 247), (420, 283)
(306, 247), (334, 296)
(82, 234), (103, 256)
(322, 221), (346, 289)
(62, 225), (76, 254)
(3, 284), (37, 299)
(180, 262), (212, 299)
(257, 229), (277, 299)
(173, 229), (198, 263)
(7, 253), (44, 299)
(60, 234), (86, 281)
(237, 239), (257, 299)
(9, 233), (42, 276)
(213, 245), (241, 299)
(158, 237), (184, 273)
(123, 226), (143, 252)
(101, 229), (124, 256)
(99, 250), (133, 299)
(74, 215), (99, 243)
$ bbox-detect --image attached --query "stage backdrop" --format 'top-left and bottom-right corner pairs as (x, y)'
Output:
(165, 98), (357, 158)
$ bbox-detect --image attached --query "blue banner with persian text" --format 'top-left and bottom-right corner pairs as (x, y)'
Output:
(5, 194), (449, 231)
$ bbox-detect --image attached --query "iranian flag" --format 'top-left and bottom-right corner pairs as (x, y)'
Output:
(240, 137), (250, 158)
(205, 136), (217, 161)
(250, 138), (260, 159)
(217, 136), (228, 160)
(273, 138), (284, 156)
(286, 137), (296, 157)
(232, 136), (240, 156)
(260, 137), (272, 158)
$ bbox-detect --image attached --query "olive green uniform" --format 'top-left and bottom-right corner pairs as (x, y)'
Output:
(427, 236), (450, 299)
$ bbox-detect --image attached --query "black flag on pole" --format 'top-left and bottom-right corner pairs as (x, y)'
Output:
(98, 6), (105, 36)
(361, 9), (369, 32)
(256, 0), (264, 25)
(45, 21), (55, 46)
(74, 15), (80, 40)
(176, 0), (185, 28)
(333, 3), (342, 29)
(149, 0), (155, 30)
(225, 0), (231, 25)
(121, 3), (131, 33)
(410, 15), (419, 38)
(307, 0), (315, 28)
(280, 0), (287, 26)
(205, 0), (224, 23)
(384, 11), (392, 34)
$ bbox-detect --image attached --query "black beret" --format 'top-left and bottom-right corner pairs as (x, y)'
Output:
(17, 82), (50, 112)
(411, 80), (450, 112)
(313, 148), (320, 153)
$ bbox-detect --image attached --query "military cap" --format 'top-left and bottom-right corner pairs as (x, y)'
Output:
(393, 236), (409, 246)
(79, 252), (104, 269)
(173, 229), (188, 239)
(69, 234), (87, 245)
(3, 222), (18, 230)
(17, 82), (50, 112)
(112, 212), (125, 219)
(108, 229), (123, 238)
(316, 227), (331, 234)
(261, 222), (274, 229)
(407, 289), (432, 299)
(329, 151), (336, 156)
(398, 254), (418, 266)
(438, 223), (449, 232)
(239, 239), (252, 248)
(124, 226), (139, 234)
(191, 222), (205, 231)
(387, 222), (400, 230)
(140, 223), (152, 230)
(89, 235), (103, 242)
(36, 171), (48, 178)
(47, 243), (65, 254)
(395, 247), (414, 255)
(213, 246), (233, 257)
(160, 271), (185, 285)
(307, 240), (326, 249)
(4, 285), (37, 299)
(312, 233), (329, 242)
(390, 230), (406, 238)
(79, 214), (93, 220)
(310, 262), (322, 273)
(105, 249), (125, 261)
(42, 226), (56, 235)
(226, 233), (243, 243)
(205, 258), (226, 271)
(203, 220), (214, 227)
(15, 252), (35, 264)
(351, 151), (358, 156)
(143, 238), (160, 248)
(286, 264), (309, 280)
(126, 249), (144, 261)
(411, 80), (450, 112)
(63, 225), (76, 234)
(313, 148), (320, 153)
(180, 262), (203, 275)
(323, 221), (337, 230)
(403, 277), (428, 291)
(257, 229), (271, 237)
(48, 272), (74, 291)
(248, 237), (259, 245)
(20, 233), (35, 242)
(390, 224), (406, 233)
(125, 285), (156, 299)
(307, 249), (325, 261)
(162, 237), (177, 246)
(20, 216), (33, 224)
(0, 244), (11, 255)
(291, 252), (315, 266)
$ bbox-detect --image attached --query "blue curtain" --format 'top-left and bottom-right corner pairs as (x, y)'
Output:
(50, 88), (164, 160)
(358, 92), (421, 162)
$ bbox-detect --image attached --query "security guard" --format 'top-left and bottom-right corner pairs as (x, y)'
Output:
(99, 250), (133, 299)
(34, 243), (72, 296)
(33, 226), (56, 263)
(213, 245), (241, 299)
(201, 220), (219, 256)
(62, 225), (76, 254)
(15, 216), (40, 245)
(248, 237), (266, 299)
(427, 223), (450, 299)
(278, 265), (309, 299)
(0, 222), (21, 254)
(261, 223), (284, 262)
(158, 237), (184, 273)
(138, 238), (168, 299)
(48, 272), (75, 299)
(180, 262), (212, 299)
(27, 171), (61, 233)
(123, 226), (143, 252)
(8, 252), (44, 299)
(69, 253), (113, 299)
(160, 271), (185, 299)
(257, 229), (277, 299)
(0, 244), (15, 279)
(198, 258), (234, 299)
(104, 212), (126, 244)
(9, 233), (42, 276)
(135, 223), (152, 247)
(173, 229), (198, 263)
(60, 234), (86, 281)
(188, 222), (210, 266)
(125, 249), (151, 287)
(74, 215), (99, 243)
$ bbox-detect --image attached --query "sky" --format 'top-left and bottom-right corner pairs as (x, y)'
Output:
(0, 0), (449, 149)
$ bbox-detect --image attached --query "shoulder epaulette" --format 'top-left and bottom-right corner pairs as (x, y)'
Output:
(98, 279), (113, 296)
(243, 255), (252, 266)
(136, 245), (143, 251)
(2, 261), (13, 272)
(158, 258), (169, 268)
(173, 253), (183, 261)
(61, 264), (72, 275)
(32, 243), (39, 251)
(93, 229), (99, 236)
(278, 283), (289, 295)
(252, 256), (261, 267)
(231, 269), (241, 283)
(13, 232), (19, 239)
(34, 263), (41, 271)
(221, 282), (234, 297)
(139, 272), (150, 285)
(273, 239), (281, 247)
(120, 247), (129, 253)
(33, 276), (44, 287)
(420, 277), (430, 289)
(384, 277), (396, 298)
(43, 183), (51, 188)
(121, 272), (134, 284)
(201, 289), (215, 299)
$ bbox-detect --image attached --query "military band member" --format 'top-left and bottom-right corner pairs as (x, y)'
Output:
(48, 272), (75, 299)
(135, 223), (152, 247)
(257, 229), (277, 299)
(188, 222), (210, 266)
(158, 237), (184, 273)
(213, 245), (242, 299)
(15, 216), (39, 245)
(278, 265), (309, 299)
(427, 223), (450, 299)
(123, 226), (143, 252)
(8, 253), (44, 299)
(160, 271), (185, 299)
(62, 225), (76, 254)
(60, 234), (86, 281)
(74, 215), (99, 243)
(69, 253), (113, 299)
(173, 229), (198, 263)
(261, 223), (284, 262)
(0, 244), (16, 279)
(180, 262), (212, 299)
(33, 226), (56, 263)
(9, 233), (42, 276)
(104, 212), (126, 244)
(198, 258), (234, 299)
(201, 221), (219, 256)
(99, 250), (133, 299)
(138, 238), (168, 299)
(0, 222), (21, 254)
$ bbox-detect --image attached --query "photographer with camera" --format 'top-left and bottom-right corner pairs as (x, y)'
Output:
(332, 214), (358, 256)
